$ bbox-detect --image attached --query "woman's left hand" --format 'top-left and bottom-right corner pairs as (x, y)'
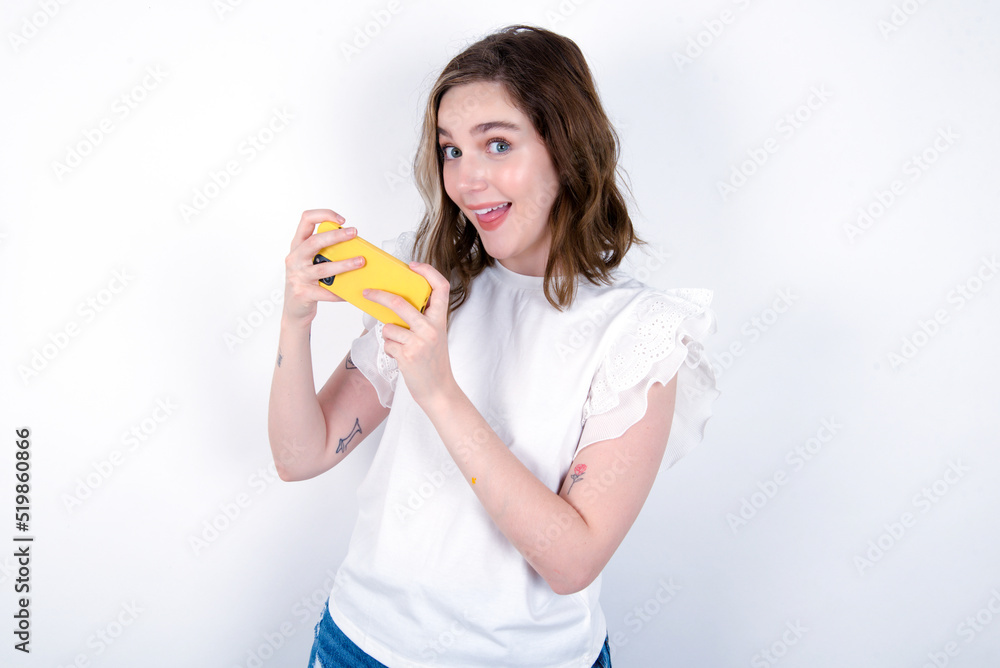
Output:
(362, 262), (456, 411)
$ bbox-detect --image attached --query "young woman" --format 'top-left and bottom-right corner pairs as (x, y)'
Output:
(269, 24), (719, 668)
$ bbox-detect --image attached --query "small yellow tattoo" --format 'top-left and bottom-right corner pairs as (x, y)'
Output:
(471, 477), (476, 484)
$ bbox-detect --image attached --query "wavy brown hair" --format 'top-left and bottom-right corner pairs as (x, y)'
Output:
(412, 24), (644, 316)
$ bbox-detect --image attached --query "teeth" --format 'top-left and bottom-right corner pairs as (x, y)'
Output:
(473, 203), (510, 215)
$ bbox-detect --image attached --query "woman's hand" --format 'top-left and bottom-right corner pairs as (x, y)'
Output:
(362, 262), (457, 410)
(282, 209), (365, 326)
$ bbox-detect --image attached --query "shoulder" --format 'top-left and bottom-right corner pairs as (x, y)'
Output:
(573, 265), (714, 326)
(575, 272), (720, 466)
(578, 267), (716, 394)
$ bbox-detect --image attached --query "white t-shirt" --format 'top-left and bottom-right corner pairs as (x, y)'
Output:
(326, 247), (719, 668)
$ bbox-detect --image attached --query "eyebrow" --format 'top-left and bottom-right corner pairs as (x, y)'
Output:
(437, 120), (522, 139)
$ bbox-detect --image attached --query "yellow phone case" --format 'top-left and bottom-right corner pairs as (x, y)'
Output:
(312, 221), (431, 329)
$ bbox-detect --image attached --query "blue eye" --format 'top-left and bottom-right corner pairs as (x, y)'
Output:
(441, 146), (461, 160)
(489, 139), (510, 153)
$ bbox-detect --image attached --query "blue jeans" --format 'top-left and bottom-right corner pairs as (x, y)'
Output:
(309, 599), (612, 667)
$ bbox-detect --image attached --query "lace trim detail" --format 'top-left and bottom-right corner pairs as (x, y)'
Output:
(380, 232), (414, 382)
(372, 320), (399, 384)
(583, 288), (712, 422)
(347, 230), (424, 408)
(383, 230), (417, 264)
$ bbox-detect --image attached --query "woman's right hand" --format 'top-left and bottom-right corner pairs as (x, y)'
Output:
(282, 209), (366, 325)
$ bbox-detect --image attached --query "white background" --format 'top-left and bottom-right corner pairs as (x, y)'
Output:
(3, 1), (999, 666)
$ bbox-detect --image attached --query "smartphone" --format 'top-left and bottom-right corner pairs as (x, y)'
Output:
(312, 221), (431, 329)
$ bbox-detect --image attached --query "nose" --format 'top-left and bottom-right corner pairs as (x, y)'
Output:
(455, 152), (487, 194)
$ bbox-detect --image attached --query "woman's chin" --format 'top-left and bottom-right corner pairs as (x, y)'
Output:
(481, 242), (509, 262)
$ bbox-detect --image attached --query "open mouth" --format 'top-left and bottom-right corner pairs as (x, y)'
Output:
(473, 202), (511, 228)
(472, 202), (511, 215)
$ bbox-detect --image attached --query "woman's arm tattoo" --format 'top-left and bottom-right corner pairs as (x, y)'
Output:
(337, 417), (363, 453)
(567, 464), (587, 494)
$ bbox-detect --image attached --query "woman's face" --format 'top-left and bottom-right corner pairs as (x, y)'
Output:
(437, 81), (561, 277)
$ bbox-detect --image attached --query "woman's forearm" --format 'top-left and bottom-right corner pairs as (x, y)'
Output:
(267, 316), (327, 479)
(421, 382), (595, 595)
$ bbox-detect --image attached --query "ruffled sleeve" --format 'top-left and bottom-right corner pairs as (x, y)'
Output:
(346, 230), (419, 409)
(349, 314), (398, 408)
(575, 288), (720, 470)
